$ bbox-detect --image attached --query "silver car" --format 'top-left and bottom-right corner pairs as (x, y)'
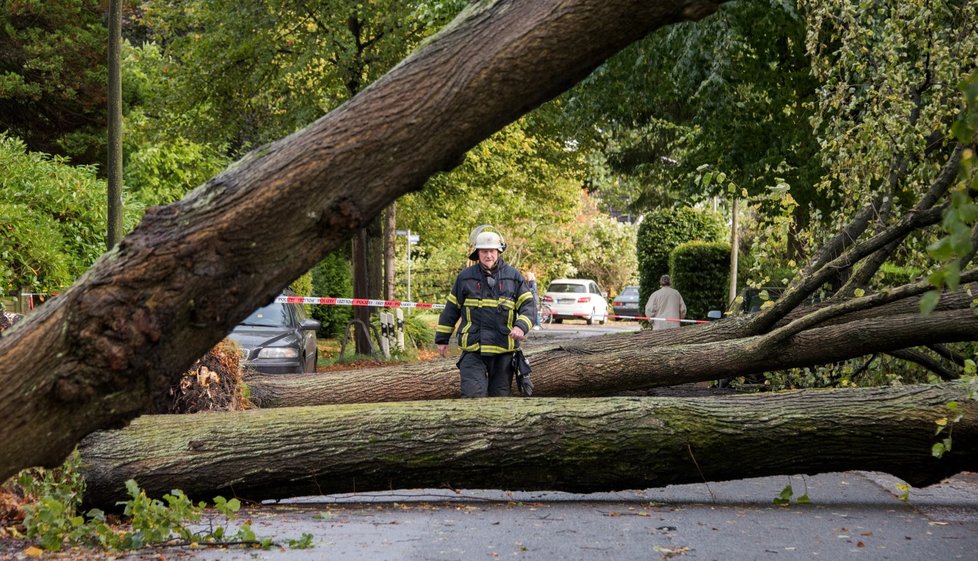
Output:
(611, 285), (641, 320)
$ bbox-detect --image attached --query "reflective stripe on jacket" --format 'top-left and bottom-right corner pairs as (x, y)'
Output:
(434, 259), (535, 354)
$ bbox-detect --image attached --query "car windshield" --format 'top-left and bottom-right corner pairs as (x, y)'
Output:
(239, 303), (290, 327)
(548, 283), (586, 293)
(621, 287), (638, 297)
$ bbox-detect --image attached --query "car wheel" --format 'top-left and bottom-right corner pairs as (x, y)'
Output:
(586, 309), (594, 325)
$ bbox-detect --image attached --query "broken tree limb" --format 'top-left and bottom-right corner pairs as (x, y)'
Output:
(247, 295), (978, 408)
(78, 382), (978, 509)
(746, 270), (978, 351)
(750, 144), (964, 334)
(887, 349), (959, 380)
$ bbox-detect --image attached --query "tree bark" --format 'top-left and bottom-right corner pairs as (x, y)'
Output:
(78, 382), (978, 509)
(247, 289), (978, 407)
(0, 0), (728, 482)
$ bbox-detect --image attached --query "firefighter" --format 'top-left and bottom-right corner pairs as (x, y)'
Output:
(435, 230), (536, 397)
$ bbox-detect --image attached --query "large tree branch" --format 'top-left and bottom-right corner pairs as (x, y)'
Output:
(747, 205), (944, 333)
(886, 349), (959, 381)
(927, 343), (969, 367)
(834, 143), (966, 297)
(750, 146), (964, 334)
(247, 302), (978, 407)
(78, 382), (978, 509)
(753, 144), (964, 333)
(745, 270), (978, 350)
(802, 196), (880, 279)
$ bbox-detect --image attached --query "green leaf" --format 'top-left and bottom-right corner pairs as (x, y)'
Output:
(919, 290), (941, 315)
(773, 484), (793, 506)
(288, 533), (316, 549)
(927, 238), (955, 261)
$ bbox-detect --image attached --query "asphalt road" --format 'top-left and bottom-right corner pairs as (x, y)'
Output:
(186, 471), (978, 561)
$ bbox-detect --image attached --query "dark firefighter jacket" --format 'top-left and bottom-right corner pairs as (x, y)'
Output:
(435, 259), (536, 355)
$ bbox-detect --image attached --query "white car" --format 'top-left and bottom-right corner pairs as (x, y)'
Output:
(542, 278), (609, 325)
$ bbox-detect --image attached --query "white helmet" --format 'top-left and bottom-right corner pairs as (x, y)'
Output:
(469, 231), (505, 260)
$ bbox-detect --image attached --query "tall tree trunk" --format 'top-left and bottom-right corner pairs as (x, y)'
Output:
(385, 203), (397, 301)
(78, 382), (978, 509)
(352, 230), (372, 353)
(0, 0), (729, 482)
(367, 216), (384, 300)
(728, 196), (738, 305)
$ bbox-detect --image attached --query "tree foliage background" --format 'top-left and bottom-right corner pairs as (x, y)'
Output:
(0, 0), (108, 166)
(1, 0), (977, 374)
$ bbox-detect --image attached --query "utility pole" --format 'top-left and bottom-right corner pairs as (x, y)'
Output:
(396, 230), (419, 302)
(729, 197), (739, 306)
(106, 0), (124, 249)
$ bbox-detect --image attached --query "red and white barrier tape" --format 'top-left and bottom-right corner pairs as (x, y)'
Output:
(18, 292), (707, 323)
(606, 313), (708, 324)
(276, 295), (445, 310)
(540, 309), (708, 324)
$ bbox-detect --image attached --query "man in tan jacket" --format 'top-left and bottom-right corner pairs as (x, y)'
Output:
(644, 274), (687, 330)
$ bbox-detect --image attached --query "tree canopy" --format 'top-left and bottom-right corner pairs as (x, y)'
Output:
(0, 0), (109, 166)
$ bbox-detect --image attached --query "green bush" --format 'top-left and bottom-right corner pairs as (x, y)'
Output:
(289, 272), (313, 298)
(123, 134), (229, 209)
(636, 207), (725, 308)
(311, 250), (353, 338)
(670, 241), (730, 321)
(0, 134), (107, 295)
(401, 311), (434, 350)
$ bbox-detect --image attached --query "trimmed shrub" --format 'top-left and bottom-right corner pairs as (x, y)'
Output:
(636, 207), (725, 309)
(289, 272), (313, 300)
(670, 241), (731, 321)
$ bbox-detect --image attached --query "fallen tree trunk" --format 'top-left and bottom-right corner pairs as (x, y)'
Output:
(0, 0), (728, 481)
(79, 382), (978, 509)
(247, 295), (978, 407)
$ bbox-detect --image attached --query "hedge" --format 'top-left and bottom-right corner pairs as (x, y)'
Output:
(669, 241), (730, 321)
(636, 207), (725, 311)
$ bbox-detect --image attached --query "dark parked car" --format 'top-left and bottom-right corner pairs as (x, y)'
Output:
(611, 285), (641, 319)
(227, 296), (320, 374)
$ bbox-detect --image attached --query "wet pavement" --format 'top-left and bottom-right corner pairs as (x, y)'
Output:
(182, 471), (978, 561)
